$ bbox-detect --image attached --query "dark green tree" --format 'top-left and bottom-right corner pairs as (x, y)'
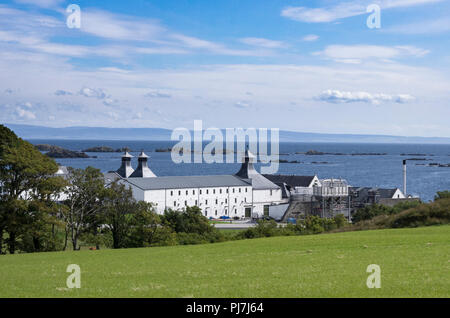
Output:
(63, 166), (104, 251)
(99, 181), (136, 249)
(435, 191), (450, 201)
(0, 125), (62, 254)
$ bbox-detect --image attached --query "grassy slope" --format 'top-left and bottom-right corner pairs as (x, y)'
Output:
(0, 225), (449, 298)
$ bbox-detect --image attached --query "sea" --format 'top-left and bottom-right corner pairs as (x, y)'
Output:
(28, 140), (450, 202)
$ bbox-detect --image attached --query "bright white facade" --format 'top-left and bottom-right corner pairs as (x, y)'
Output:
(109, 150), (284, 218)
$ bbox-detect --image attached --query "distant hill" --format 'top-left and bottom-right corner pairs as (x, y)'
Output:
(4, 123), (450, 144)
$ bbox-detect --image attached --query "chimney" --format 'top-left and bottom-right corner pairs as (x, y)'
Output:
(129, 151), (156, 178)
(117, 152), (134, 178)
(403, 160), (407, 196)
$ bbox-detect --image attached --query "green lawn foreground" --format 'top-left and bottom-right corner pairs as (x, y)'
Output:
(0, 225), (449, 298)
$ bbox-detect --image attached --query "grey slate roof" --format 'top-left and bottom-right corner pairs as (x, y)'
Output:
(263, 175), (315, 188)
(125, 175), (252, 191)
(129, 151), (156, 178)
(235, 149), (280, 190)
(349, 187), (398, 200)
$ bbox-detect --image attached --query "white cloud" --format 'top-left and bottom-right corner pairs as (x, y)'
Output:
(15, 107), (36, 119)
(14, 0), (64, 9)
(315, 45), (430, 63)
(103, 97), (119, 106)
(78, 87), (107, 99)
(145, 91), (172, 98)
(386, 17), (450, 34)
(235, 101), (251, 108)
(281, 0), (444, 23)
(81, 10), (165, 42)
(317, 90), (416, 104)
(239, 37), (286, 48)
(302, 34), (319, 42)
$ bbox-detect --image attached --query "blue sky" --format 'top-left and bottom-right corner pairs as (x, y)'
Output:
(0, 0), (449, 136)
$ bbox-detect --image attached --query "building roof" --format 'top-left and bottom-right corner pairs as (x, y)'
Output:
(125, 175), (252, 191)
(129, 151), (156, 178)
(55, 165), (69, 176)
(235, 148), (280, 190)
(263, 175), (315, 188)
(349, 187), (400, 200)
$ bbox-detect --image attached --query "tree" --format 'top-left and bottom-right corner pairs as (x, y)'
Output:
(435, 191), (450, 201)
(63, 167), (104, 251)
(351, 204), (392, 223)
(129, 201), (165, 247)
(162, 206), (215, 235)
(0, 126), (62, 254)
(99, 181), (136, 249)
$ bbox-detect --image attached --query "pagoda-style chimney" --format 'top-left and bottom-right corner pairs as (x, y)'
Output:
(129, 151), (156, 178)
(235, 146), (258, 178)
(403, 160), (407, 196)
(117, 152), (134, 178)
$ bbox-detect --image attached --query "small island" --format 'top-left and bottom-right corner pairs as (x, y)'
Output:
(82, 146), (131, 153)
(35, 144), (90, 158)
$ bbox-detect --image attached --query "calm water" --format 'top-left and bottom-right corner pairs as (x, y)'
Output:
(29, 140), (450, 202)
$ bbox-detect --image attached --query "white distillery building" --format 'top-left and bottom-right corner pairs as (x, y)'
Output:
(106, 149), (283, 218)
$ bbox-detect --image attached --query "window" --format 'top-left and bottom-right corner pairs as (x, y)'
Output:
(200, 189), (202, 195)
(193, 190), (195, 195)
(215, 210), (217, 216)
(245, 188), (248, 193)
(235, 198), (237, 203)
(205, 211), (208, 216)
(173, 201), (176, 206)
(178, 190), (181, 195)
(225, 209), (227, 215)
(170, 191), (173, 196)
(225, 199), (227, 204)
(205, 199), (208, 204)
(232, 188), (235, 193)
(264, 205), (269, 216)
(239, 188), (241, 193)
(226, 189), (229, 193)
(270, 189), (273, 196)
(186, 190), (188, 195)
(215, 199), (218, 204)
(195, 200), (198, 205)
(206, 189), (209, 194)
(185, 200), (187, 206)
(235, 209), (237, 214)
(220, 189), (222, 194)
(213, 189), (215, 194)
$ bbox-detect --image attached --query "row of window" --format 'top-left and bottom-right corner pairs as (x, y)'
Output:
(169, 187), (248, 196)
(205, 208), (239, 217)
(173, 197), (246, 207)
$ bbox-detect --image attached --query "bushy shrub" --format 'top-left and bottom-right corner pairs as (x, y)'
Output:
(390, 198), (450, 228)
(161, 206), (224, 245)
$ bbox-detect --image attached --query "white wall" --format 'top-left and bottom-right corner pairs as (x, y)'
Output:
(138, 185), (253, 218)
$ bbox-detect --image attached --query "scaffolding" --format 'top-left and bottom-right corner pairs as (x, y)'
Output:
(312, 178), (351, 219)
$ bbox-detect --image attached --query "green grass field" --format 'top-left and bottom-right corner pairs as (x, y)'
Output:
(0, 225), (449, 298)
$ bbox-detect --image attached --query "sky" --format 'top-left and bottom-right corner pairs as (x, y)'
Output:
(0, 0), (449, 137)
